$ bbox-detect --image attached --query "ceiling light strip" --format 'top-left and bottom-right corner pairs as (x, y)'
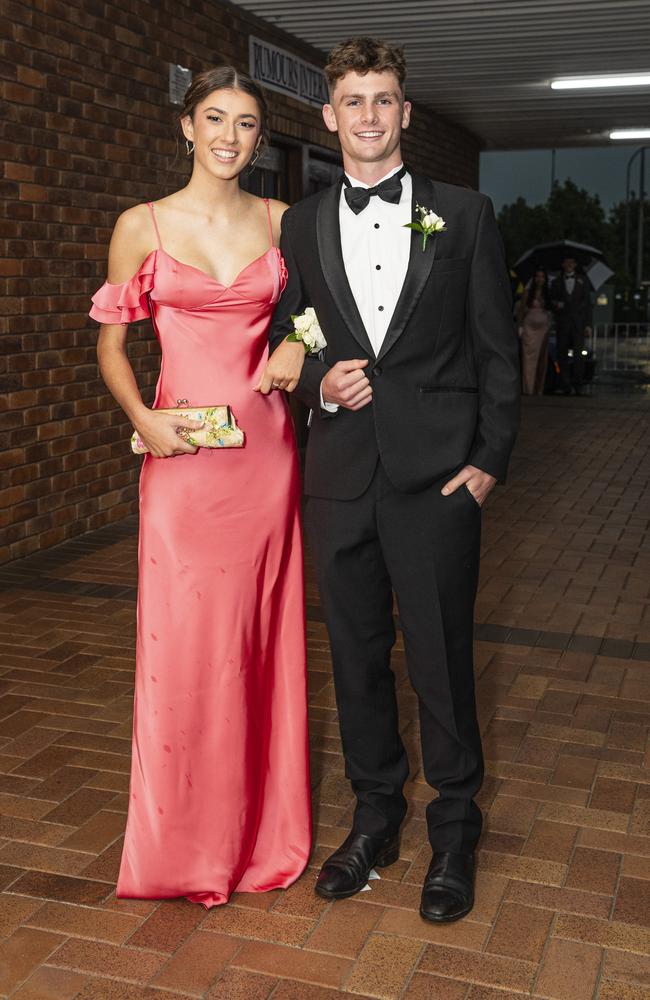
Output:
(552, 74), (650, 90)
(610, 129), (650, 140)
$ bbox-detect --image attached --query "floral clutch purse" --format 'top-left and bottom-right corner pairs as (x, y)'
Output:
(131, 401), (245, 454)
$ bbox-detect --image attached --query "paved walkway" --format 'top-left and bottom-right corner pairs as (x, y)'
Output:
(0, 393), (649, 999)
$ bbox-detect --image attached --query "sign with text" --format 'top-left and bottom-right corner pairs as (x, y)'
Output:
(169, 64), (192, 105)
(249, 36), (328, 108)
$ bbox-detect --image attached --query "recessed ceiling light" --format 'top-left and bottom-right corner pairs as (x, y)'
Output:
(551, 74), (650, 90)
(610, 129), (650, 140)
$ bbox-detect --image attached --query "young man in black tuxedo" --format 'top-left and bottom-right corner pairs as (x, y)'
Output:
(549, 255), (593, 395)
(268, 37), (520, 922)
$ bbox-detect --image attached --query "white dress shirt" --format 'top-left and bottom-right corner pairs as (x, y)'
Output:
(340, 164), (412, 354)
(321, 163), (412, 411)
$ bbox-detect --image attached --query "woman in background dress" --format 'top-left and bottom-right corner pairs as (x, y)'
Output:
(89, 66), (311, 908)
(518, 267), (551, 395)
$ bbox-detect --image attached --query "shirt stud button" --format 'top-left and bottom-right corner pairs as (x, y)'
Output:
(376, 264), (381, 270)
(374, 223), (380, 229)
(378, 305), (384, 312)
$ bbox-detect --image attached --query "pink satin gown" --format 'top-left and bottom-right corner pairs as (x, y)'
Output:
(89, 200), (311, 908)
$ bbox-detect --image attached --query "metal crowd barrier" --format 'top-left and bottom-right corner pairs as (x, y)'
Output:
(589, 323), (650, 373)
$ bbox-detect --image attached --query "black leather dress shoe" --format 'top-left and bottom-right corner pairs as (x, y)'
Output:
(420, 851), (475, 922)
(315, 830), (399, 900)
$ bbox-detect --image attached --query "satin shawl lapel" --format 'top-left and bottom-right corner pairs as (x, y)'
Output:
(316, 180), (375, 357)
(376, 174), (438, 363)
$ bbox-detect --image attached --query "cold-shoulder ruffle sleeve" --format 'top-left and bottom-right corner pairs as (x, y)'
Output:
(89, 251), (156, 324)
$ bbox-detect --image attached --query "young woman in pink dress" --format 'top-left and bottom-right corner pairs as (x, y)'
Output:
(89, 67), (311, 908)
(518, 268), (551, 395)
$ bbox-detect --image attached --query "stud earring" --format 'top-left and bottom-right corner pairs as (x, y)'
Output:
(185, 139), (195, 156)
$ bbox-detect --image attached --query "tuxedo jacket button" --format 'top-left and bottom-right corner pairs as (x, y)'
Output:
(373, 366), (382, 376)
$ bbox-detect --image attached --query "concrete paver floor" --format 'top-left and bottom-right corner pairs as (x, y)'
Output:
(0, 392), (649, 999)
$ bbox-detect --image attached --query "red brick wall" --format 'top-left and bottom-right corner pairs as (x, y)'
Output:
(0, 0), (481, 564)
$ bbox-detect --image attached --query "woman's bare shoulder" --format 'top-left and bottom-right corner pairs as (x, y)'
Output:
(267, 197), (290, 218)
(109, 203), (159, 252)
(264, 198), (290, 243)
(107, 204), (158, 283)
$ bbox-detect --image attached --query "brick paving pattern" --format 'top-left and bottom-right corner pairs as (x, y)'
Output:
(1, 393), (649, 999)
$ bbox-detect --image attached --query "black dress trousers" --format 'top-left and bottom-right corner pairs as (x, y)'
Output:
(556, 322), (586, 388)
(305, 459), (485, 854)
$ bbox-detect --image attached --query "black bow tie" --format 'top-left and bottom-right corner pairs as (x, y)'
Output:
(343, 166), (407, 214)
(565, 273), (576, 279)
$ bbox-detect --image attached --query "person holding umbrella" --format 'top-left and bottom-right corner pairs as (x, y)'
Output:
(549, 255), (593, 395)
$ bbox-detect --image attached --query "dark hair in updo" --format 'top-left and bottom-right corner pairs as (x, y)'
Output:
(176, 66), (270, 155)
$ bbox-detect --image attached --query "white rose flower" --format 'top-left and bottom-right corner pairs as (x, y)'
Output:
(423, 212), (445, 230)
(293, 313), (312, 332)
(407, 205), (448, 251)
(290, 307), (327, 352)
(310, 322), (327, 352)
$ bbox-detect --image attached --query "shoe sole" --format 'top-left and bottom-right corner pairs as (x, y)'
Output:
(419, 899), (474, 923)
(314, 846), (400, 900)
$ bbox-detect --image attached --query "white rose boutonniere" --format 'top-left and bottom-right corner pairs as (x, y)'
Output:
(404, 204), (447, 252)
(287, 306), (327, 354)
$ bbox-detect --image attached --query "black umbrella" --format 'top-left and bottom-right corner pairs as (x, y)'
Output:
(514, 240), (613, 289)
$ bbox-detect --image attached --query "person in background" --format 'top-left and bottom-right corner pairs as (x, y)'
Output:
(518, 267), (551, 395)
(549, 255), (592, 395)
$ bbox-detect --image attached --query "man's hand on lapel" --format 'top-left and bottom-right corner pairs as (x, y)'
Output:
(322, 359), (373, 411)
(441, 465), (497, 507)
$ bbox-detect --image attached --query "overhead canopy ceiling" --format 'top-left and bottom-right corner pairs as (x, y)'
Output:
(230, 0), (650, 149)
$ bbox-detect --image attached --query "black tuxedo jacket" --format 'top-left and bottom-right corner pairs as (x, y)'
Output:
(269, 172), (520, 500)
(549, 274), (592, 333)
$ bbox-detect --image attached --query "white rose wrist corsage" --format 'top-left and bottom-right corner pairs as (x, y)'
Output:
(286, 307), (327, 354)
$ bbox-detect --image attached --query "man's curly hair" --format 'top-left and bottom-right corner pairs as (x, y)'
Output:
(324, 37), (407, 96)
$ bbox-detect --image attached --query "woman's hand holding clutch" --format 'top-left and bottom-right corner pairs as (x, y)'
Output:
(255, 339), (306, 395)
(133, 409), (205, 458)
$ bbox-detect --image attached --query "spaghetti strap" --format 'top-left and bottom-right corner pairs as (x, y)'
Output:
(263, 197), (274, 248)
(147, 202), (163, 250)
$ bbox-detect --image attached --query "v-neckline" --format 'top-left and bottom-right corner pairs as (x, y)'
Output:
(158, 246), (276, 289)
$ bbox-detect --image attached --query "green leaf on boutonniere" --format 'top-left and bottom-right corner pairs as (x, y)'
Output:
(404, 206), (447, 252)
